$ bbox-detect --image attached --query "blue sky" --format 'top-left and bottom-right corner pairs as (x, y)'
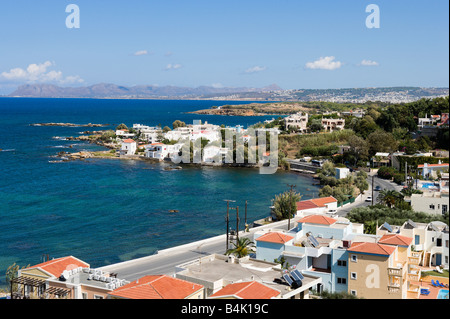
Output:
(0, 0), (448, 93)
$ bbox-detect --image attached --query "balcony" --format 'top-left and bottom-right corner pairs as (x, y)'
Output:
(388, 286), (401, 294)
(388, 268), (403, 277)
(408, 251), (423, 266)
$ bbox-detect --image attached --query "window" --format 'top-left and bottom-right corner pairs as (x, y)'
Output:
(350, 290), (357, 296)
(94, 295), (104, 299)
(337, 260), (347, 267)
(337, 277), (347, 284)
(351, 255), (357, 262)
(82, 293), (88, 299)
(443, 205), (448, 215)
(351, 272), (357, 280)
(430, 204), (435, 210)
(415, 235), (420, 245)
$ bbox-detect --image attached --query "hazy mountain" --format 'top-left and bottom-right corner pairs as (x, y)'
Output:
(8, 83), (283, 98)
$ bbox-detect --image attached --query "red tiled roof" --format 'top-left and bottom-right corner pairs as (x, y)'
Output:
(296, 200), (319, 211)
(297, 214), (337, 225)
(310, 196), (337, 207)
(348, 242), (396, 256)
(109, 275), (203, 299)
(256, 232), (293, 244)
(418, 163), (449, 168)
(209, 281), (280, 299)
(122, 139), (135, 143)
(378, 234), (413, 247)
(26, 256), (89, 278)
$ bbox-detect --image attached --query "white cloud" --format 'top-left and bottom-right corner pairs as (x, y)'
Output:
(0, 61), (84, 85)
(305, 56), (342, 70)
(165, 63), (183, 70)
(211, 83), (224, 88)
(244, 66), (266, 74)
(359, 59), (379, 66)
(134, 50), (149, 56)
(164, 51), (174, 57)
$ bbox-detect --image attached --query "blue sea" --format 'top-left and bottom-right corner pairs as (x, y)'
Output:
(0, 98), (319, 287)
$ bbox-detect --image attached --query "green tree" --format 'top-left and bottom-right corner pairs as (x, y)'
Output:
(172, 120), (186, 130)
(116, 123), (128, 130)
(377, 189), (404, 208)
(367, 130), (398, 155)
(272, 190), (302, 228)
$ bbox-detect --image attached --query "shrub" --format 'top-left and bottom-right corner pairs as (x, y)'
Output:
(377, 166), (397, 179)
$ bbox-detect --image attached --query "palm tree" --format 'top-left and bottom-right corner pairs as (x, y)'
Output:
(225, 237), (255, 258)
(377, 189), (404, 208)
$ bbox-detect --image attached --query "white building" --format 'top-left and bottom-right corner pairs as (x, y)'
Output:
(120, 139), (137, 156)
(202, 146), (228, 163)
(321, 118), (345, 132)
(133, 124), (162, 143)
(284, 113), (309, 132)
(335, 167), (350, 179)
(116, 129), (135, 138)
(410, 192), (449, 216)
(418, 162), (449, 179)
(144, 143), (182, 161)
(377, 220), (449, 268)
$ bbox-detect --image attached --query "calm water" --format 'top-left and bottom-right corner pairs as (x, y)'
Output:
(0, 98), (319, 287)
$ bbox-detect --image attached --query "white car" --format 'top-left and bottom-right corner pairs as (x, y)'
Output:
(365, 196), (373, 202)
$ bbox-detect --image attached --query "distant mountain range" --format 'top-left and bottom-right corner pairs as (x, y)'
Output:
(5, 83), (449, 103)
(7, 83), (284, 99)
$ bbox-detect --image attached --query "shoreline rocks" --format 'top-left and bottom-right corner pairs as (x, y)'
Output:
(31, 123), (109, 127)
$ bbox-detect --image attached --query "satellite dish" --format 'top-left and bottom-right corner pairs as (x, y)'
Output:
(60, 270), (70, 281)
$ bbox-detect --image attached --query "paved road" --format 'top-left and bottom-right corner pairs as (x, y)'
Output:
(337, 174), (404, 216)
(100, 219), (292, 282)
(100, 173), (403, 282)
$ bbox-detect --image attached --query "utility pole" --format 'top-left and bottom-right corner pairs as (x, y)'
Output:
(245, 200), (248, 226)
(405, 161), (408, 187)
(371, 175), (374, 207)
(236, 206), (240, 243)
(224, 200), (235, 251)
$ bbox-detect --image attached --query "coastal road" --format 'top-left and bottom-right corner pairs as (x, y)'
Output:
(100, 219), (292, 282)
(100, 174), (402, 282)
(336, 174), (404, 217)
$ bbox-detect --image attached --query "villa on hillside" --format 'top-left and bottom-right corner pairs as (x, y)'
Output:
(251, 212), (446, 299)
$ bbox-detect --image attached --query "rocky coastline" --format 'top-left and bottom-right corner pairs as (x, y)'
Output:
(31, 122), (109, 127)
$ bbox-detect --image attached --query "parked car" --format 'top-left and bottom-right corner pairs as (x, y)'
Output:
(365, 196), (373, 202)
(374, 186), (382, 191)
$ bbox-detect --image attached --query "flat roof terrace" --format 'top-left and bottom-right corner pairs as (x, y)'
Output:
(175, 254), (321, 298)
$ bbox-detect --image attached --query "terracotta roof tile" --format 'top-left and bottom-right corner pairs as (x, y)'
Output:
(297, 214), (337, 225)
(122, 139), (136, 143)
(109, 275), (203, 299)
(378, 234), (413, 246)
(256, 232), (294, 244)
(310, 196), (337, 207)
(296, 200), (319, 211)
(418, 163), (449, 168)
(348, 242), (396, 256)
(209, 281), (280, 299)
(26, 256), (89, 278)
